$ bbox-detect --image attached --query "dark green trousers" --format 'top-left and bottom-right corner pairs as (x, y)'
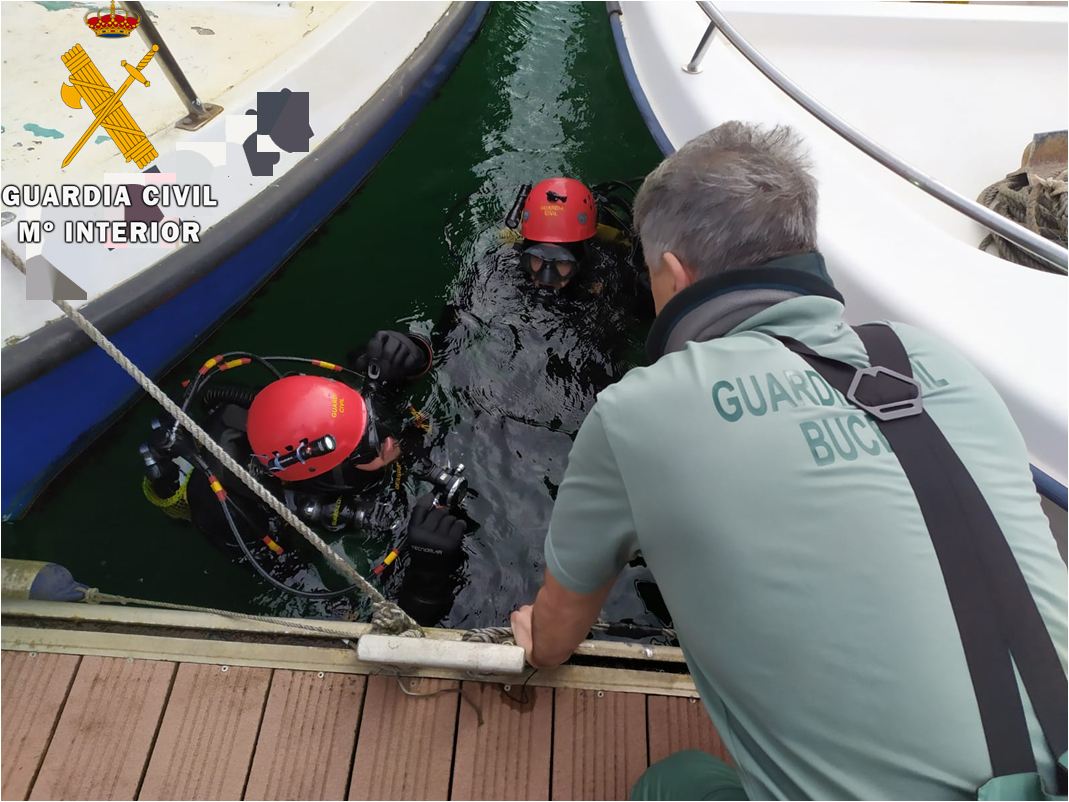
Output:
(631, 751), (748, 801)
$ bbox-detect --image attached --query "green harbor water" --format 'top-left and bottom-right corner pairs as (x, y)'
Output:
(5, 2), (667, 631)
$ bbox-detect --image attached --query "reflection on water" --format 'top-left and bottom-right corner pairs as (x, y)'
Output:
(426, 236), (650, 628)
(5, 3), (665, 632)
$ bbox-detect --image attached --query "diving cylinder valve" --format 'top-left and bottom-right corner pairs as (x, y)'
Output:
(140, 416), (192, 498)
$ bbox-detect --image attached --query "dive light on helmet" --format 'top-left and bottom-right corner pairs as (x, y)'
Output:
(246, 375), (368, 481)
(257, 435), (337, 474)
(505, 183), (533, 230)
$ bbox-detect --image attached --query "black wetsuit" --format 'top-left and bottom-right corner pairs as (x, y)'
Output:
(419, 233), (660, 629)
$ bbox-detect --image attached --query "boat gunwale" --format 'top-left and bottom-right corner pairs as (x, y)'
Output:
(0, 1), (485, 398)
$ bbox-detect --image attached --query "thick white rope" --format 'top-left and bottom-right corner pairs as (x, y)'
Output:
(2, 241), (422, 637)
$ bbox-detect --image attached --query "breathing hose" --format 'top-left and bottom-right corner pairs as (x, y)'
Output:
(187, 448), (361, 601)
(200, 384), (259, 409)
(221, 498), (359, 600)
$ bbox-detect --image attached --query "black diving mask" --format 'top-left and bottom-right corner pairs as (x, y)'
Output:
(520, 242), (579, 289)
(347, 398), (383, 466)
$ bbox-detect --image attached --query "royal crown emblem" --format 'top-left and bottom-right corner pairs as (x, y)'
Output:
(84, 1), (141, 38)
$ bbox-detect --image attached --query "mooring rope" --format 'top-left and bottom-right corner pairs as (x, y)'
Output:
(461, 626), (515, 644)
(2, 240), (422, 637)
(461, 620), (677, 644)
(81, 588), (364, 642)
(395, 675), (485, 725)
(977, 166), (1068, 275)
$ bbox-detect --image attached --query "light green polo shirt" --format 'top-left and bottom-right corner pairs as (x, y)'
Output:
(545, 295), (1068, 800)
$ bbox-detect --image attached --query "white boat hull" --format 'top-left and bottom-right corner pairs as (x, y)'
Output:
(612, 1), (1068, 535)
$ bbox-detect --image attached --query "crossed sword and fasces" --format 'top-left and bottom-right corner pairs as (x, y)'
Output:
(60, 43), (159, 169)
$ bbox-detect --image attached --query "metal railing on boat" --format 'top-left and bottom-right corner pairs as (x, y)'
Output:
(122, 1), (224, 131)
(682, 1), (1068, 274)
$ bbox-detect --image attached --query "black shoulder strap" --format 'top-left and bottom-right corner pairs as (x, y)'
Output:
(775, 324), (1067, 785)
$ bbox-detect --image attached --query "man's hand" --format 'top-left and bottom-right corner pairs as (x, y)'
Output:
(510, 604), (537, 665)
(509, 572), (615, 670)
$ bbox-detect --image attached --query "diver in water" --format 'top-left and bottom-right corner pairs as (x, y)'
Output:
(421, 175), (665, 629)
(139, 330), (470, 625)
(506, 176), (654, 312)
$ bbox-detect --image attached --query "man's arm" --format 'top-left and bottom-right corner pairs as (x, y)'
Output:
(510, 571), (615, 669)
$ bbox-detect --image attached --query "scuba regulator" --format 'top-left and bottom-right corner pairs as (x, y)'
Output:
(418, 461), (469, 508)
(140, 414), (196, 511)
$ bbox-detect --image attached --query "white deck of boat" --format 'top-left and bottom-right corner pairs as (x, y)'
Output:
(618, 1), (1069, 492)
(0, 1), (452, 343)
(0, 1), (349, 180)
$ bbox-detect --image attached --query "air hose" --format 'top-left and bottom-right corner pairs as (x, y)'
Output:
(188, 449), (360, 601)
(221, 497), (358, 600)
(201, 384), (259, 409)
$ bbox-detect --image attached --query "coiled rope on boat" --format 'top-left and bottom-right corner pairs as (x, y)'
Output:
(977, 161), (1067, 274)
(1, 240), (423, 638)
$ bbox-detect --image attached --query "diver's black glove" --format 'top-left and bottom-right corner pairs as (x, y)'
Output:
(403, 493), (466, 575)
(398, 493), (466, 626)
(397, 496), (463, 628)
(353, 331), (432, 384)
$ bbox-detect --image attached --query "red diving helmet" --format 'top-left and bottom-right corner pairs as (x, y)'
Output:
(520, 178), (597, 243)
(246, 375), (368, 481)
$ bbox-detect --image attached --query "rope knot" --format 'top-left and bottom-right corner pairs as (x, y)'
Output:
(370, 601), (423, 637)
(81, 587), (102, 604)
(978, 164), (1067, 273)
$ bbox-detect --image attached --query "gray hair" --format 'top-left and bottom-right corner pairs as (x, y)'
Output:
(634, 122), (818, 278)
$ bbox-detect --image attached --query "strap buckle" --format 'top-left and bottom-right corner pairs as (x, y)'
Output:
(846, 366), (923, 421)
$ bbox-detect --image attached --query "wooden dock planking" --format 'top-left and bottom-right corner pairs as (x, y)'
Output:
(1, 651), (81, 801)
(348, 676), (461, 801)
(450, 681), (553, 801)
(551, 689), (649, 801)
(646, 695), (732, 766)
(138, 663), (273, 800)
(0, 646), (729, 801)
(28, 656), (176, 801)
(244, 670), (366, 801)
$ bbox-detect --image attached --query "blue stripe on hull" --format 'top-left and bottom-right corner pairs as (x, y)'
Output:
(2, 2), (490, 520)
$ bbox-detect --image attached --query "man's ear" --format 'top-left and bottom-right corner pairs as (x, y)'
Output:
(663, 252), (696, 293)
